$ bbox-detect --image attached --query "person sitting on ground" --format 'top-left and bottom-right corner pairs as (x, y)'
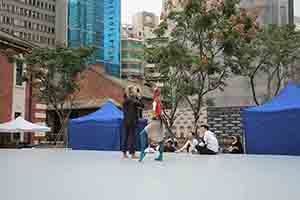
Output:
(164, 140), (176, 152)
(228, 135), (244, 154)
(176, 132), (199, 153)
(144, 143), (158, 154)
(173, 138), (178, 148)
(195, 124), (219, 155)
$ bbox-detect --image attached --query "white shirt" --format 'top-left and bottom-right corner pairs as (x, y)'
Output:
(200, 130), (219, 153)
(192, 138), (199, 147)
(152, 101), (157, 112)
(176, 138), (199, 153)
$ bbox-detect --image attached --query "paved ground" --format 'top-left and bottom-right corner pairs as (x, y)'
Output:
(1, 149), (300, 200)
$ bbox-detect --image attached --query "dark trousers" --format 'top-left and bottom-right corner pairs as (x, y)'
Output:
(122, 123), (136, 155)
(195, 145), (217, 155)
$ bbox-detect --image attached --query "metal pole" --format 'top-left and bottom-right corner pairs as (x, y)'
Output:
(288, 0), (294, 25)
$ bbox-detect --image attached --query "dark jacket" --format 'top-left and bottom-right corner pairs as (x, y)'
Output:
(231, 141), (244, 154)
(123, 96), (144, 125)
(136, 97), (144, 119)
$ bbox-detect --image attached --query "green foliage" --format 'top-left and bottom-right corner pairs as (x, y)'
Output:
(23, 46), (95, 106)
(19, 46), (95, 144)
(232, 24), (300, 105)
(147, 0), (255, 128)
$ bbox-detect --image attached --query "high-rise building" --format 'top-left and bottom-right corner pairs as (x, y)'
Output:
(121, 24), (144, 81)
(241, 0), (289, 25)
(68, 0), (121, 77)
(121, 37), (144, 81)
(130, 12), (159, 84)
(0, 0), (56, 47)
(55, 0), (68, 45)
(132, 11), (159, 40)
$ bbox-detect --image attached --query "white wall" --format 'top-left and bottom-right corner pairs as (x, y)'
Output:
(11, 56), (27, 142)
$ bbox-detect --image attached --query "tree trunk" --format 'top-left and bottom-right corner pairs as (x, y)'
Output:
(55, 111), (71, 148)
(193, 114), (200, 134)
(161, 114), (176, 138)
(250, 76), (260, 105)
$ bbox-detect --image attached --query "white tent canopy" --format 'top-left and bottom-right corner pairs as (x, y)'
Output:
(0, 117), (51, 133)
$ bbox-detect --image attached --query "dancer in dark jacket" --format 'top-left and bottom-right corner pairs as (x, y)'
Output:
(122, 86), (144, 159)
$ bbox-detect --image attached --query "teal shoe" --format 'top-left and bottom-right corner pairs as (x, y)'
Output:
(139, 151), (146, 162)
(155, 142), (164, 161)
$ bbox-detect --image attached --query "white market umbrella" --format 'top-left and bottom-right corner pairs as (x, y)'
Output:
(0, 117), (51, 133)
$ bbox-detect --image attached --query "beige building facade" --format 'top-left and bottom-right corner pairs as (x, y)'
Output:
(0, 0), (57, 47)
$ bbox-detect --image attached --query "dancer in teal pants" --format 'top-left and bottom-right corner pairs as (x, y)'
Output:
(139, 125), (164, 162)
(139, 87), (164, 162)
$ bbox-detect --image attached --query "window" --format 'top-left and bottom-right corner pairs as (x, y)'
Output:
(14, 19), (24, 27)
(16, 61), (23, 86)
(15, 112), (21, 119)
(13, 31), (20, 37)
(13, 112), (22, 140)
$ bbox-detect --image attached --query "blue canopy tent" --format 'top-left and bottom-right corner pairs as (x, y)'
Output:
(69, 100), (148, 151)
(69, 101), (124, 151)
(243, 82), (300, 155)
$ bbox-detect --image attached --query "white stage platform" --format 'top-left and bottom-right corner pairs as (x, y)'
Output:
(1, 150), (300, 200)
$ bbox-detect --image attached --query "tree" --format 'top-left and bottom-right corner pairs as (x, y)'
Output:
(147, 0), (257, 130)
(232, 24), (300, 105)
(160, 68), (186, 138)
(19, 46), (95, 145)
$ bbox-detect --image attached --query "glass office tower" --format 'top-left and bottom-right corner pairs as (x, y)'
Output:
(68, 0), (121, 77)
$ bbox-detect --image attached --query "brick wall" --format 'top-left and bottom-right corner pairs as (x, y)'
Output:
(0, 53), (13, 122)
(142, 105), (249, 151)
(143, 107), (207, 138)
(74, 64), (153, 109)
(207, 106), (245, 148)
(76, 65), (125, 104)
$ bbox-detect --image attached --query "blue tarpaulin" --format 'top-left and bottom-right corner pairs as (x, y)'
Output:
(243, 82), (300, 155)
(68, 100), (147, 151)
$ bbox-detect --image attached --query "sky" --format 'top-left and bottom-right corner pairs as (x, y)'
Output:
(295, 1), (300, 17)
(121, 0), (162, 24)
